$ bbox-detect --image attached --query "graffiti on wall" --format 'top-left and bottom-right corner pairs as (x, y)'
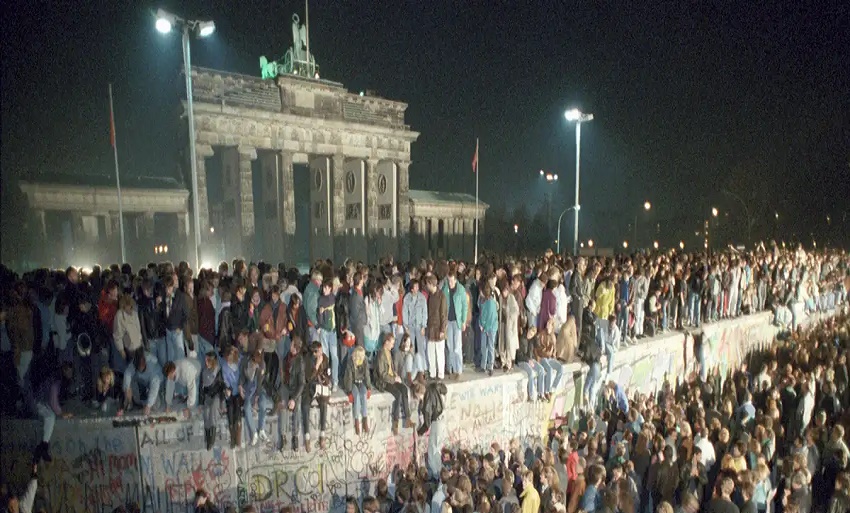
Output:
(0, 421), (141, 513)
(0, 312), (787, 513)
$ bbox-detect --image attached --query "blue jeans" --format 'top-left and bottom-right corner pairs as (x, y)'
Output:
(688, 292), (701, 326)
(446, 321), (463, 374)
(480, 330), (496, 371)
(320, 330), (339, 388)
(518, 361), (545, 399)
(540, 358), (564, 393)
(351, 382), (368, 420)
(410, 328), (428, 373)
(584, 362), (601, 411)
(276, 336), (290, 365)
(244, 387), (272, 437)
(163, 330), (184, 365)
(197, 336), (215, 361)
(617, 304), (629, 341)
(37, 402), (56, 443)
(606, 349), (616, 374)
(472, 316), (482, 368)
(427, 417), (446, 479)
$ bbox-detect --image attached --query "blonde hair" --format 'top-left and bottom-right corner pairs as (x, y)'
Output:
(118, 293), (135, 310)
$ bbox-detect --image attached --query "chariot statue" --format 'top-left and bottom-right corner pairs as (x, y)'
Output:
(260, 13), (319, 79)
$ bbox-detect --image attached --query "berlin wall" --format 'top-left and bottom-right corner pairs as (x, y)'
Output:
(0, 311), (791, 513)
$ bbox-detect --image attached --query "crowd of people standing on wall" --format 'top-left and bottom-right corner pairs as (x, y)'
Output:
(1, 242), (849, 513)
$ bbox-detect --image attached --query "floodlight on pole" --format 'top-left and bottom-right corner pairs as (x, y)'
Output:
(564, 108), (593, 255)
(197, 20), (216, 37)
(712, 207), (718, 217)
(588, 239), (594, 248)
(155, 9), (176, 33)
(154, 7), (215, 271)
(644, 201), (651, 211)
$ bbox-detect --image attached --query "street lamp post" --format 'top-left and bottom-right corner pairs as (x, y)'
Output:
(565, 108), (594, 256)
(634, 201), (651, 248)
(539, 170), (559, 244)
(556, 205), (580, 255)
(155, 9), (215, 271)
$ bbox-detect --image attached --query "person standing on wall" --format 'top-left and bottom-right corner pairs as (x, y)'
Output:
(317, 279), (339, 391)
(161, 275), (188, 365)
(277, 336), (305, 453)
(425, 275), (448, 381)
(442, 268), (468, 380)
(403, 278), (429, 377)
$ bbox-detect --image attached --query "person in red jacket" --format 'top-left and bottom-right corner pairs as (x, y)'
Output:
(98, 280), (119, 334)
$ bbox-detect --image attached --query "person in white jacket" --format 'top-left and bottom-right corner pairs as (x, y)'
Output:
(525, 270), (545, 329)
(380, 276), (401, 335)
(113, 294), (144, 373)
(163, 358), (201, 412)
(4, 463), (37, 513)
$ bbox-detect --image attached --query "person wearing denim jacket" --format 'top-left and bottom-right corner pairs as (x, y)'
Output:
(441, 273), (469, 378)
(403, 279), (428, 374)
(478, 282), (499, 376)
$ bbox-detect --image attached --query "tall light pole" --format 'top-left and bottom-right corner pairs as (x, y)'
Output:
(155, 9), (215, 271)
(565, 108), (594, 256)
(539, 170), (558, 244)
(556, 205), (580, 255)
(634, 201), (651, 248)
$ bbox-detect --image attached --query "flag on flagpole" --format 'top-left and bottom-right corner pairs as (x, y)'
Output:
(109, 100), (116, 148)
(472, 139), (479, 173)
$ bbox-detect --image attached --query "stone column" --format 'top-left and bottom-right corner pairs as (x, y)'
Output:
(429, 217), (439, 258)
(238, 146), (257, 259)
(332, 155), (347, 263)
(195, 144), (214, 233)
(279, 151), (296, 264)
(365, 158), (380, 262)
(445, 217), (455, 258)
(237, 146), (257, 236)
(397, 161), (411, 261)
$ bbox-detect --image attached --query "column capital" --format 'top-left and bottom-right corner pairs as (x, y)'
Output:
(396, 160), (411, 171)
(366, 158), (380, 169)
(237, 145), (257, 160)
(196, 144), (215, 158)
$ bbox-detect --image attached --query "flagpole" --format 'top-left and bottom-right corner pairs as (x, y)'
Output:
(474, 137), (479, 265)
(109, 83), (127, 264)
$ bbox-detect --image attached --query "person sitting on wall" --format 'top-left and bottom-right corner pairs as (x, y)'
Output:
(374, 332), (414, 435)
(342, 345), (372, 435)
(32, 362), (73, 464)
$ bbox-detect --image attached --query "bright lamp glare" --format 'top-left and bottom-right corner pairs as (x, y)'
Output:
(553, 174), (558, 181)
(565, 108), (581, 121)
(156, 17), (172, 33)
(644, 201), (651, 210)
(198, 21), (215, 37)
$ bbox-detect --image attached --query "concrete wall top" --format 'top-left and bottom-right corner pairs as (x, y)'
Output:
(0, 311), (805, 513)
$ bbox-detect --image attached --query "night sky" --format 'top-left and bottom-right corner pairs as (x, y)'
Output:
(3, 1), (849, 248)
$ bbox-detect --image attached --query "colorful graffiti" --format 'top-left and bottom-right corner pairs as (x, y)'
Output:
(0, 312), (788, 513)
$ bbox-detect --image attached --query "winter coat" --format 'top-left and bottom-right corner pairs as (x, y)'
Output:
(342, 360), (372, 394)
(426, 290), (448, 342)
(138, 295), (165, 343)
(113, 308), (144, 356)
(442, 282), (469, 326)
(259, 300), (288, 341)
(403, 291), (428, 330)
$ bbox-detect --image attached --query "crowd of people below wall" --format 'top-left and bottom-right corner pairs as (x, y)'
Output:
(1, 243), (849, 513)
